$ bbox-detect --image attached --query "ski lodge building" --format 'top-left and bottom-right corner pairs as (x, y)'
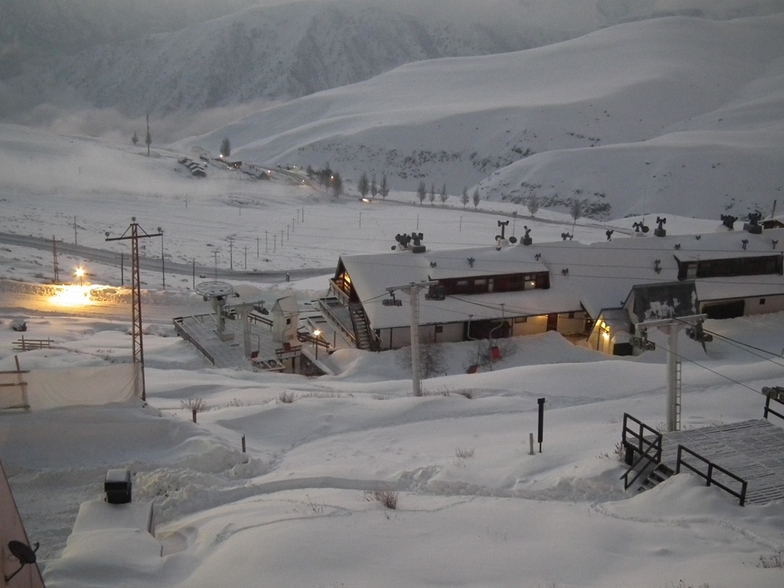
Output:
(318, 219), (784, 355)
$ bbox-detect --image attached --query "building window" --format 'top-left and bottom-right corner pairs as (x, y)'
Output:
(760, 298), (767, 305)
(514, 316), (527, 323)
(435, 325), (443, 333)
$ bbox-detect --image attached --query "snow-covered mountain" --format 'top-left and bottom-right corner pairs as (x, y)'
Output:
(4, 0), (783, 120)
(174, 13), (784, 220)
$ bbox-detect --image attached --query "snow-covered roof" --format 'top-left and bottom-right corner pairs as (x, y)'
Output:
(339, 226), (784, 329)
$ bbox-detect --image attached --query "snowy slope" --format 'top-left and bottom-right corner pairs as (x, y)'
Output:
(176, 14), (784, 220)
(4, 0), (783, 120)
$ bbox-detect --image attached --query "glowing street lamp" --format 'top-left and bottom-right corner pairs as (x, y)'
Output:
(313, 329), (322, 360)
(75, 267), (85, 286)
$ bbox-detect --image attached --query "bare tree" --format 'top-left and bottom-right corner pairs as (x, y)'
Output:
(357, 172), (369, 199)
(571, 198), (582, 232)
(439, 183), (448, 205)
(527, 194), (540, 217)
(417, 181), (427, 205)
(398, 336), (445, 381)
(331, 172), (343, 198)
(131, 131), (138, 146)
(428, 183), (436, 206)
(145, 114), (152, 156)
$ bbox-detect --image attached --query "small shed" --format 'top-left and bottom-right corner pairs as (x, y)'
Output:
(272, 295), (300, 344)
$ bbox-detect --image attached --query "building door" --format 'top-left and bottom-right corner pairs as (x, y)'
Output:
(546, 313), (558, 331)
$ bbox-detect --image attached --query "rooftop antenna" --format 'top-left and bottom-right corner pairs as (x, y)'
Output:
(654, 217), (667, 237)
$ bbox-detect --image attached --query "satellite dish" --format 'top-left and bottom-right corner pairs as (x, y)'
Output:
(4, 540), (39, 583)
(509, 236), (518, 244)
(9, 541), (37, 564)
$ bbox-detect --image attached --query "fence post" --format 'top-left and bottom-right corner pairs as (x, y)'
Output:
(192, 408), (197, 423)
(242, 434), (246, 453)
(706, 463), (713, 487)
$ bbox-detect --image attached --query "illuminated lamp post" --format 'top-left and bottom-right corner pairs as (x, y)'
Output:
(75, 267), (85, 287)
(313, 329), (322, 360)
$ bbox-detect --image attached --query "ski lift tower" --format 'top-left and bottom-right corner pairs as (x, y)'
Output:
(630, 281), (707, 432)
(384, 280), (440, 397)
(196, 281), (236, 340)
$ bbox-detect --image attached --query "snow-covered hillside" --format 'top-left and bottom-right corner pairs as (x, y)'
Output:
(4, 0), (783, 121)
(177, 13), (784, 220)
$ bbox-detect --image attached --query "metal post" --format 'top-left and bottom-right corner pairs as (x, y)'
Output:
(157, 228), (165, 290)
(667, 324), (679, 432)
(537, 398), (545, 453)
(410, 283), (422, 397)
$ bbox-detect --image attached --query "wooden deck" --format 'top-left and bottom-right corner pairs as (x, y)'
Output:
(661, 419), (784, 505)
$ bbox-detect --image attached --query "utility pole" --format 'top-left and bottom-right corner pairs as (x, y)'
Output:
(384, 280), (439, 397)
(105, 219), (162, 402)
(227, 237), (234, 270)
(212, 251), (219, 280)
(73, 216), (78, 246)
(157, 227), (165, 289)
(52, 235), (60, 282)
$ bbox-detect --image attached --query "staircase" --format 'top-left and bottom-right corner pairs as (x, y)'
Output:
(637, 463), (675, 492)
(349, 303), (378, 351)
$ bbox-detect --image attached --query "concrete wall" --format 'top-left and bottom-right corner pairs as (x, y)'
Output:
(512, 315), (548, 336)
(745, 294), (784, 315)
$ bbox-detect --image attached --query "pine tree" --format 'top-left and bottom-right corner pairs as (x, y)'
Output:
(220, 137), (231, 158)
(429, 183), (436, 206)
(379, 174), (389, 200)
(131, 131), (138, 146)
(461, 187), (469, 208)
(472, 188), (480, 209)
(370, 175), (378, 199)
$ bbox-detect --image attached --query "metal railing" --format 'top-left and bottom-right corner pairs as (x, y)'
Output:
(676, 444), (748, 506)
(172, 316), (216, 365)
(620, 413), (663, 490)
(762, 386), (784, 423)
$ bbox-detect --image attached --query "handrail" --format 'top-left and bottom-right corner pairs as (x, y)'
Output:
(622, 413), (662, 461)
(621, 442), (660, 490)
(676, 445), (748, 506)
(620, 413), (663, 490)
(172, 317), (216, 365)
(762, 387), (784, 422)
